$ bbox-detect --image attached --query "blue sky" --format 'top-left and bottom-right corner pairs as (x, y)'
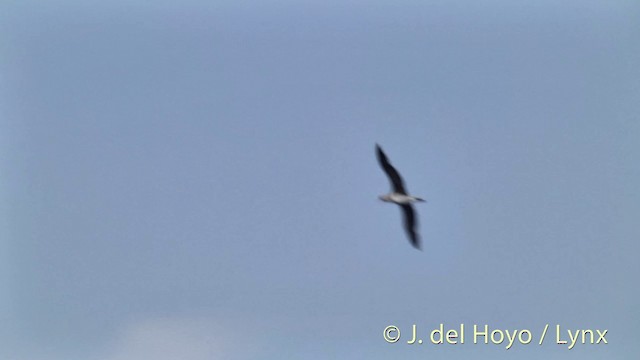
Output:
(2, 1), (639, 359)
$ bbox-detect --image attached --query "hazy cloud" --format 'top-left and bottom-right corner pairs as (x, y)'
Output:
(98, 317), (254, 360)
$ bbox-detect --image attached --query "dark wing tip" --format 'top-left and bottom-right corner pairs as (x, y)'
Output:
(401, 204), (422, 250)
(375, 144), (387, 166)
(407, 227), (421, 250)
(411, 236), (422, 250)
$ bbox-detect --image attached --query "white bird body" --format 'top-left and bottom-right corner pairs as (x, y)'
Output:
(379, 193), (425, 204)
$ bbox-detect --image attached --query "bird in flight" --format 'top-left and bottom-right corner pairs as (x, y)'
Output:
(376, 144), (425, 250)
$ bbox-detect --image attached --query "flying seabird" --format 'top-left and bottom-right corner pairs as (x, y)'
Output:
(376, 144), (425, 250)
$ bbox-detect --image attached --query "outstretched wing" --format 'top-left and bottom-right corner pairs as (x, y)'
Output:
(400, 204), (421, 250)
(376, 144), (407, 194)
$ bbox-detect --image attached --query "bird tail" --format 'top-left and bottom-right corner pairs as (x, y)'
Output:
(414, 197), (426, 202)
